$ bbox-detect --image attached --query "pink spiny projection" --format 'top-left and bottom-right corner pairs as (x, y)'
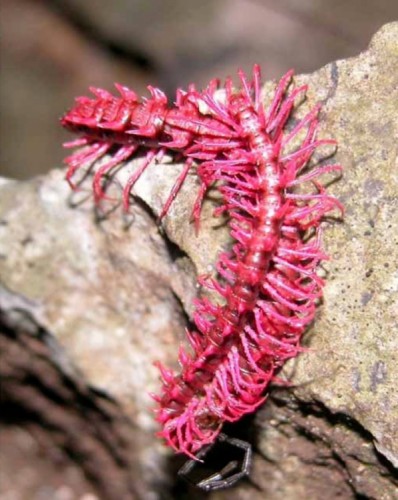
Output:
(61, 66), (343, 461)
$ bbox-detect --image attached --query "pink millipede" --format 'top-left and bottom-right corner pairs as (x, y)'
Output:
(61, 65), (343, 487)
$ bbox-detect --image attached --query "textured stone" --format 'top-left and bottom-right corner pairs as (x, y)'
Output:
(1, 22), (397, 500)
(0, 170), (196, 498)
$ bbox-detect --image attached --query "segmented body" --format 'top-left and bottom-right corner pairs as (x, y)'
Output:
(61, 66), (343, 458)
(61, 80), (243, 221)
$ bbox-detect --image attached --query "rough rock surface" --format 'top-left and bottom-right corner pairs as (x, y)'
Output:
(1, 22), (397, 500)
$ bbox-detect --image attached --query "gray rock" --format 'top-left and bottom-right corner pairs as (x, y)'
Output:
(1, 22), (397, 500)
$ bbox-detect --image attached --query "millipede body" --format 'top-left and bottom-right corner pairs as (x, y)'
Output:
(61, 65), (343, 460)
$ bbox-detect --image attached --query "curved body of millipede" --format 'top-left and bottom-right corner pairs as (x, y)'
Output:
(61, 66), (343, 462)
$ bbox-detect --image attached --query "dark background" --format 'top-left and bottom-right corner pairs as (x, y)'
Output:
(1, 0), (397, 180)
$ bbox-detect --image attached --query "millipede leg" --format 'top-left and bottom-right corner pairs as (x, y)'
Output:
(178, 433), (252, 491)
